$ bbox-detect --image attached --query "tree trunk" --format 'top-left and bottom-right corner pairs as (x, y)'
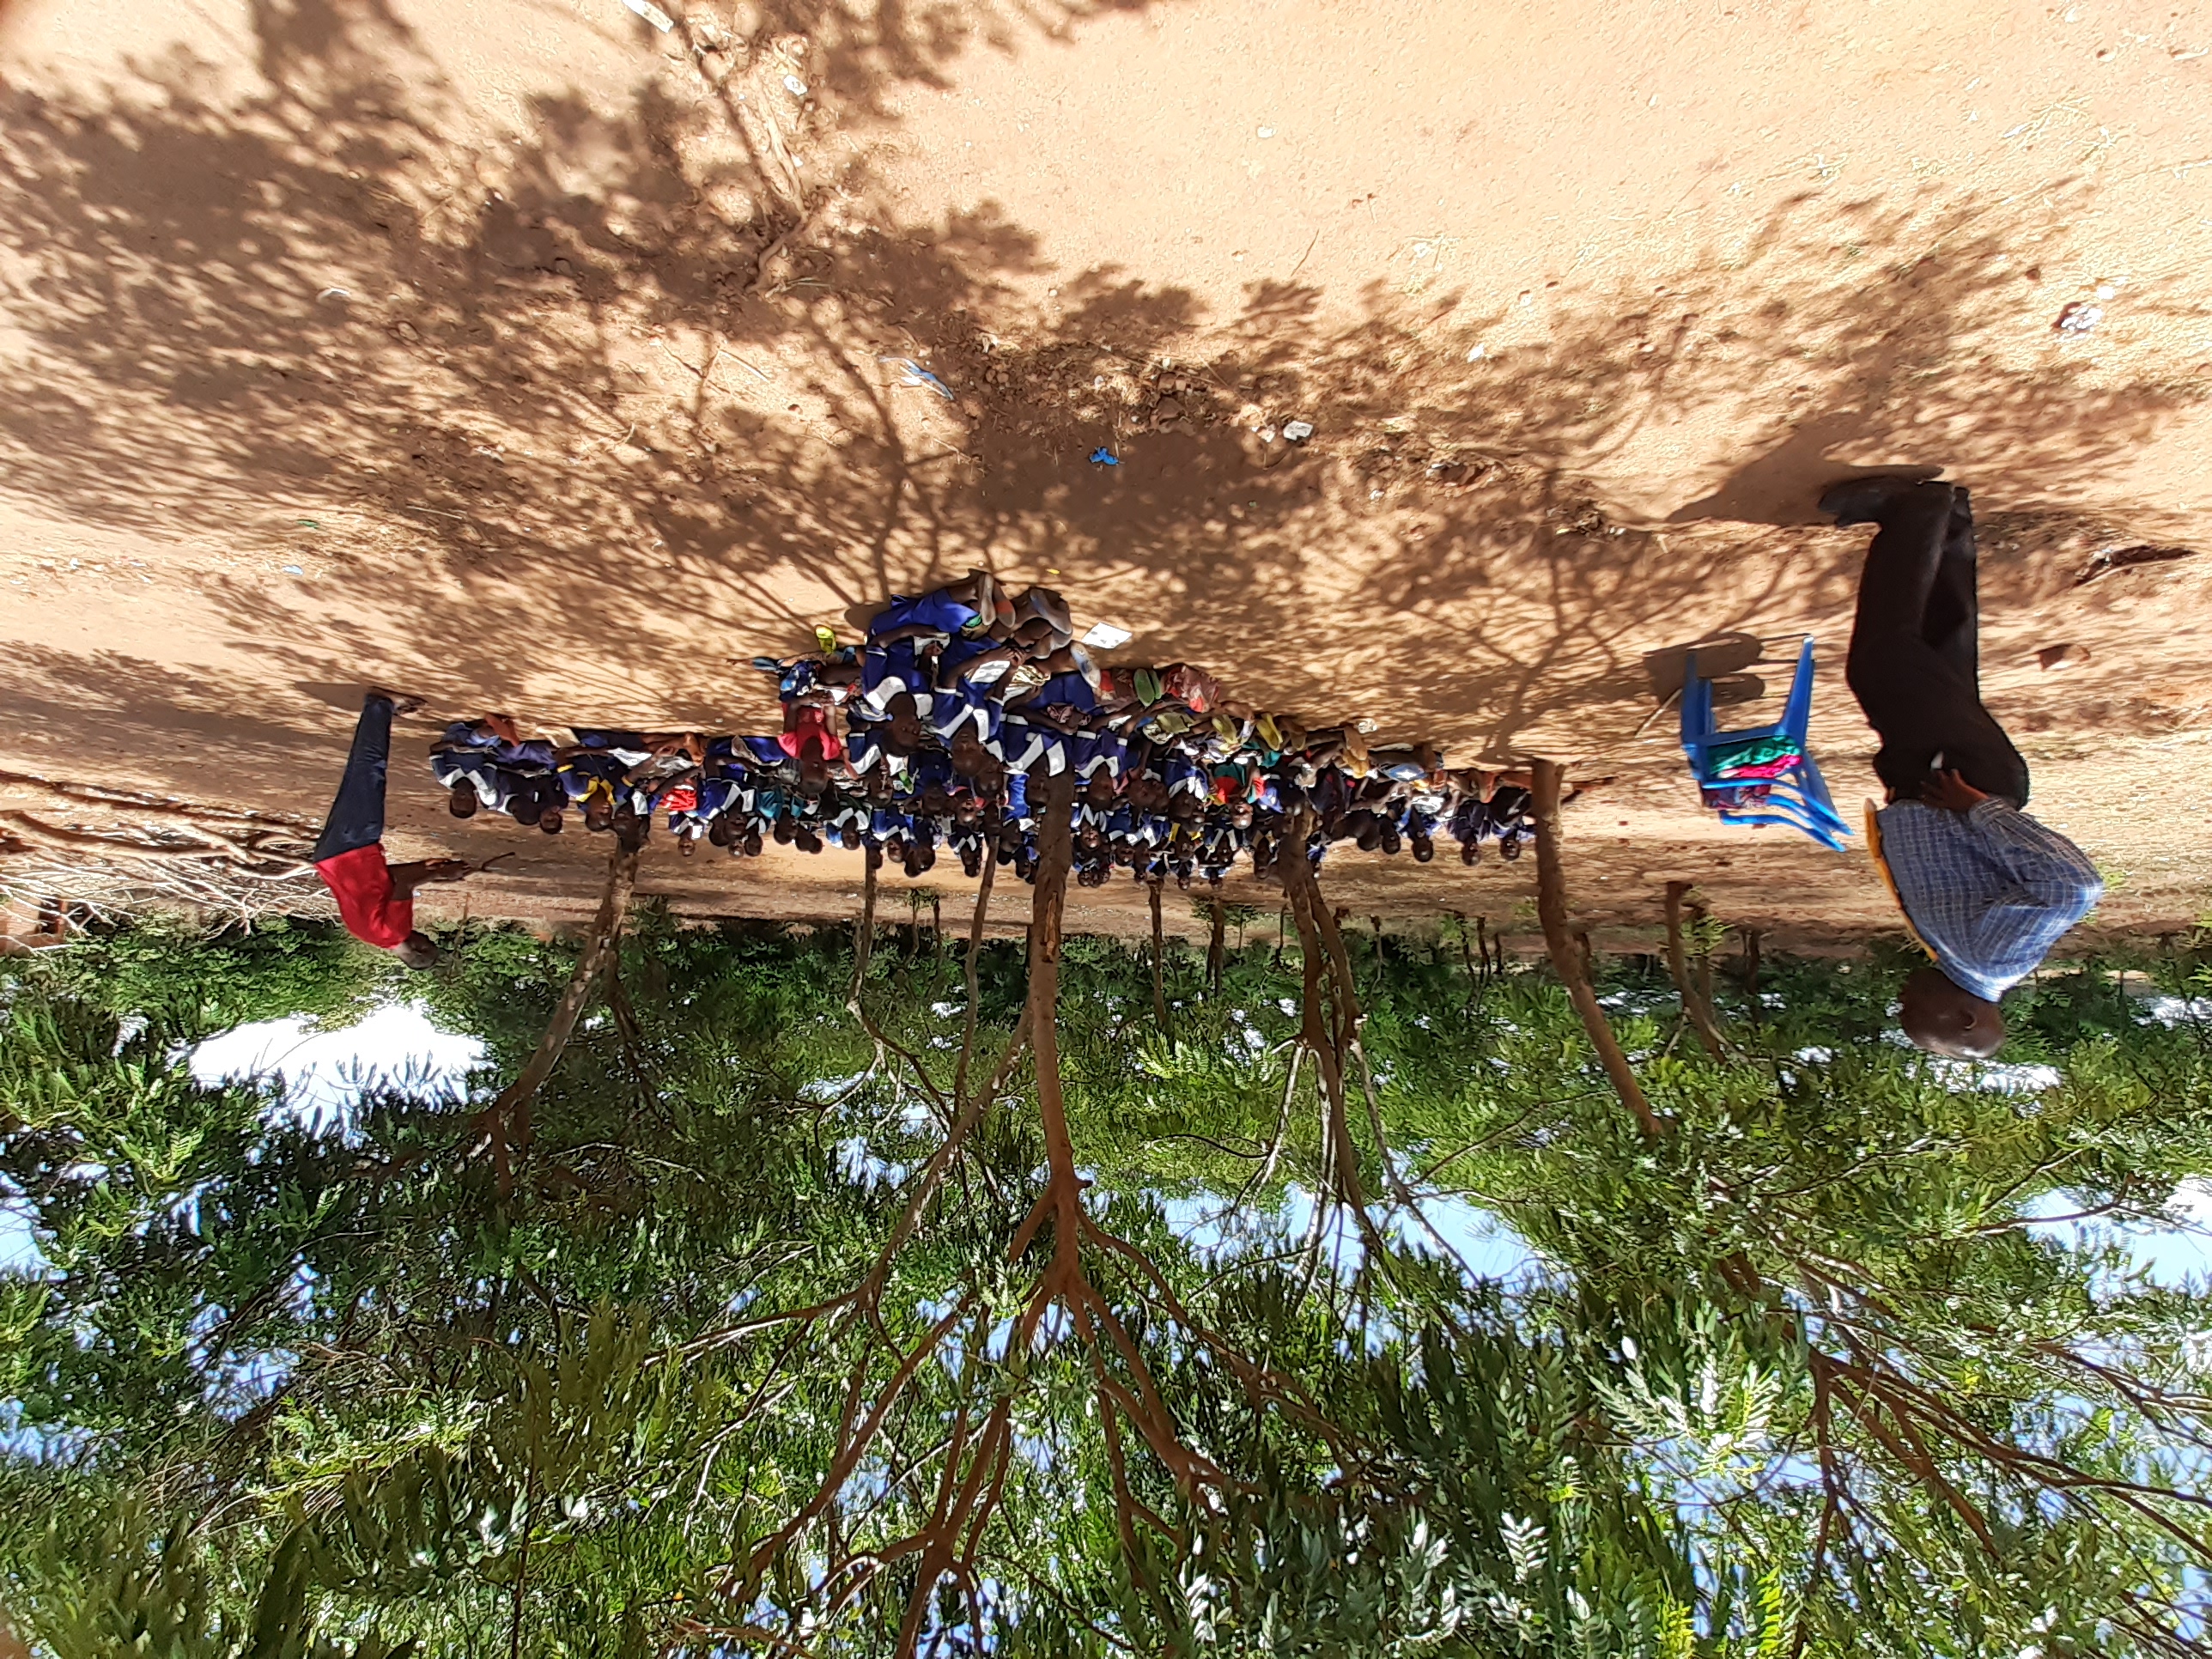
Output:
(1692, 896), (1716, 1010)
(473, 836), (640, 1194)
(1663, 880), (1727, 1060)
(1147, 879), (1170, 1032)
(1531, 760), (1665, 1139)
(1206, 899), (1226, 993)
(1278, 817), (1370, 1212)
(1024, 769), (1083, 1249)
(1741, 927), (1763, 1026)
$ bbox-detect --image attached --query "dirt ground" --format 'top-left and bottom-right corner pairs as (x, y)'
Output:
(1, 0), (2209, 949)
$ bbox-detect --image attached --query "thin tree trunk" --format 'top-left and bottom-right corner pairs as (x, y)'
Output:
(1741, 926), (1763, 1026)
(953, 854), (998, 1107)
(1206, 899), (1225, 993)
(1279, 829), (1370, 1212)
(854, 847), (880, 996)
(1663, 880), (1727, 1060)
(1531, 760), (1665, 1139)
(1692, 896), (1716, 1011)
(1148, 879), (1170, 1032)
(1024, 770), (1085, 1257)
(507, 1463), (535, 1659)
(472, 836), (639, 1194)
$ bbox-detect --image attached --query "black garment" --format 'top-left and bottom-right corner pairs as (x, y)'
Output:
(312, 695), (394, 863)
(1843, 482), (2030, 808)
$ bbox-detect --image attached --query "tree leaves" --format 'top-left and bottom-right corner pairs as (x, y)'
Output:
(8, 920), (2212, 1656)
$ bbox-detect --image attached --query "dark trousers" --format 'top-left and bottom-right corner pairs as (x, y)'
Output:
(1843, 482), (2030, 808)
(312, 695), (393, 862)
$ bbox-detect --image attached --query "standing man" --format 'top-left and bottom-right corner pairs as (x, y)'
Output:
(1820, 475), (2102, 1057)
(312, 690), (471, 969)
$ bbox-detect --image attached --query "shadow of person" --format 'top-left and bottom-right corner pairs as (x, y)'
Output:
(1664, 411), (1944, 526)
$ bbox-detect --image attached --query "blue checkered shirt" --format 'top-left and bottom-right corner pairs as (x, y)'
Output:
(1875, 799), (2102, 1002)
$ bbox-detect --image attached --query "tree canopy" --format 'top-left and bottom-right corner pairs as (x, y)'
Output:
(4, 872), (2210, 1656)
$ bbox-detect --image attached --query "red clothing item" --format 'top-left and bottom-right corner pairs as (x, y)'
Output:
(315, 844), (415, 948)
(779, 706), (845, 763)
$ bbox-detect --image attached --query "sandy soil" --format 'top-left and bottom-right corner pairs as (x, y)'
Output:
(0, 0), (2208, 947)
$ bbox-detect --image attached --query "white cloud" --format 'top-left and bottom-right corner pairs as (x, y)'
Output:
(1927, 1057), (2063, 1097)
(0, 1194), (49, 1277)
(191, 1003), (484, 1135)
(2017, 1183), (2212, 1287)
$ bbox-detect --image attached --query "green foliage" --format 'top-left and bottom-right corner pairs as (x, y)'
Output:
(5, 915), (2212, 1655)
(14, 915), (382, 1036)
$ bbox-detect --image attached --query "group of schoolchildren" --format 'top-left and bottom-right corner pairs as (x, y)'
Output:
(428, 574), (1544, 888)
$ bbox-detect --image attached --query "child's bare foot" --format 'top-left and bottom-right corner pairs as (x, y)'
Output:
(368, 686), (427, 717)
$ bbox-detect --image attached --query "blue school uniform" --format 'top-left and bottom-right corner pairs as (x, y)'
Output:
(860, 639), (936, 716)
(870, 589), (984, 641)
(1014, 670), (1099, 720)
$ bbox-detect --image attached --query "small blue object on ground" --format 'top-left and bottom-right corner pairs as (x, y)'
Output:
(1090, 448), (1119, 466)
(878, 356), (955, 401)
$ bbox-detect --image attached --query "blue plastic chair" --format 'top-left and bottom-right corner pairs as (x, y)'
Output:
(1680, 635), (1851, 851)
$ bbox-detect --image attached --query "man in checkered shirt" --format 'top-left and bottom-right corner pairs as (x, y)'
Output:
(1820, 475), (2102, 1059)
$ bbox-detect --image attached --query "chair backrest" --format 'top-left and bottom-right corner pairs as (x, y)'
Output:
(1680, 635), (1818, 781)
(1680, 637), (1850, 847)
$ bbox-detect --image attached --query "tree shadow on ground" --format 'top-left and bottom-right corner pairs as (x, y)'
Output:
(0, 0), (2204, 785)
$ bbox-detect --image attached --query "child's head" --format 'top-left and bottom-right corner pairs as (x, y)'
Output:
(884, 693), (924, 755)
(584, 800), (614, 833)
(448, 781), (479, 818)
(947, 729), (987, 775)
(538, 809), (563, 836)
(1082, 770), (1118, 808)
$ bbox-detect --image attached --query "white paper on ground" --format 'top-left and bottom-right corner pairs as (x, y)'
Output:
(1080, 622), (1133, 649)
(619, 0), (675, 31)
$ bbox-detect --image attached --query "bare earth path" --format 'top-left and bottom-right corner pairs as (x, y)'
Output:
(0, 0), (2208, 945)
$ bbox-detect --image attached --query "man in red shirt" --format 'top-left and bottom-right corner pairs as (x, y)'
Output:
(312, 690), (471, 968)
